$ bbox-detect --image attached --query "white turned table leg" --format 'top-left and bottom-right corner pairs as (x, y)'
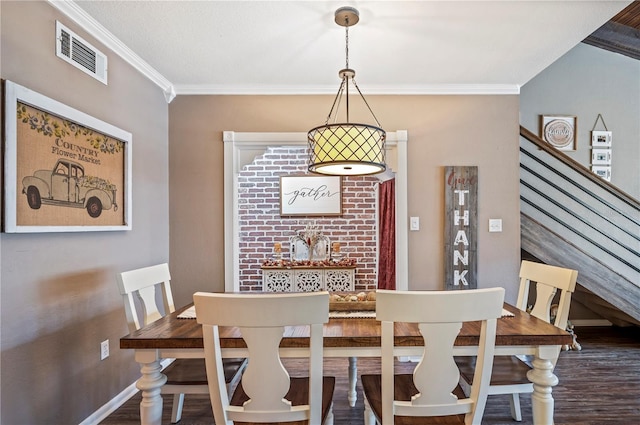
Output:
(363, 397), (376, 425)
(348, 356), (358, 407)
(135, 351), (167, 425)
(527, 346), (560, 425)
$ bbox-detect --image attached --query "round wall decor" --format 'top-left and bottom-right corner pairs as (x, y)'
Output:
(544, 119), (574, 149)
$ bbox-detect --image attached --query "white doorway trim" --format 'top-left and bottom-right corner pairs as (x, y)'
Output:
(223, 131), (408, 292)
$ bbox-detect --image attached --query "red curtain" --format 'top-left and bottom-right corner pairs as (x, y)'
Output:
(378, 179), (396, 289)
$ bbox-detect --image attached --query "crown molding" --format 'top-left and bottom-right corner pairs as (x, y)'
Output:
(47, 0), (176, 102)
(174, 84), (520, 96)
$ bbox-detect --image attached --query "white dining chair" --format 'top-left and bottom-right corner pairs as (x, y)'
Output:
(361, 287), (505, 425)
(456, 260), (578, 421)
(194, 291), (335, 425)
(117, 263), (246, 423)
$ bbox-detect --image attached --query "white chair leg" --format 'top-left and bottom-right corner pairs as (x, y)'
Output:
(364, 397), (377, 425)
(171, 393), (185, 423)
(509, 393), (523, 422)
(324, 402), (334, 425)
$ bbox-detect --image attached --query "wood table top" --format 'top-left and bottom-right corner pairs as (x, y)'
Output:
(120, 303), (573, 350)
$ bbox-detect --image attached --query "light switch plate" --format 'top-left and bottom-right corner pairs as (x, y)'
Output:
(410, 216), (420, 231)
(489, 219), (502, 233)
(101, 339), (109, 360)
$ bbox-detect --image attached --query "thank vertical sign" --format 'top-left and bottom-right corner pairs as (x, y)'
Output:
(444, 166), (478, 290)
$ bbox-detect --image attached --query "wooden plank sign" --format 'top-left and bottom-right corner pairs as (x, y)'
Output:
(444, 166), (477, 290)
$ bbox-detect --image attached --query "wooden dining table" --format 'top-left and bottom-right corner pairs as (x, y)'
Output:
(120, 302), (572, 425)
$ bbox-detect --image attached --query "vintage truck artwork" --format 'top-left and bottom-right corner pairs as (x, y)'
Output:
(22, 158), (118, 218)
(2, 80), (132, 232)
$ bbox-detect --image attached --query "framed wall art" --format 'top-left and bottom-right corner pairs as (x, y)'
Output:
(540, 115), (577, 151)
(280, 175), (342, 216)
(591, 130), (612, 147)
(591, 166), (612, 182)
(591, 148), (612, 165)
(3, 80), (132, 233)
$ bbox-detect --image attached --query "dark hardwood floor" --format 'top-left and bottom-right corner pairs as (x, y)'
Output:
(101, 326), (640, 425)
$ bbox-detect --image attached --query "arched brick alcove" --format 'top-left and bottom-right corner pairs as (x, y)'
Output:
(237, 146), (378, 291)
(223, 130), (408, 293)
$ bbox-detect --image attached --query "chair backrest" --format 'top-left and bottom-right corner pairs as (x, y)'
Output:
(516, 260), (578, 330)
(116, 263), (175, 332)
(194, 291), (330, 425)
(376, 288), (504, 424)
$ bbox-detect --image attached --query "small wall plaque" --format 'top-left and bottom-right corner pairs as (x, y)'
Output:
(540, 115), (577, 151)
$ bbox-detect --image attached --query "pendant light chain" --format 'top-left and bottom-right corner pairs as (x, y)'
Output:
(344, 20), (350, 123)
(345, 20), (350, 70)
(322, 16), (351, 126)
(352, 79), (383, 128)
(324, 79), (346, 126)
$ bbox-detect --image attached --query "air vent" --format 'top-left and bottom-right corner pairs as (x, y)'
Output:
(56, 21), (107, 85)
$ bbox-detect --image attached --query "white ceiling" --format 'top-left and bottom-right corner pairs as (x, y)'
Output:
(54, 1), (631, 99)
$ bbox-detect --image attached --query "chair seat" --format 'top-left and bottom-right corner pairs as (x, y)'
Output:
(361, 374), (468, 425)
(456, 355), (532, 387)
(230, 376), (336, 425)
(163, 358), (247, 385)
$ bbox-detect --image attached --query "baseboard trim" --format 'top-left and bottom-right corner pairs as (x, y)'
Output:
(79, 381), (139, 425)
(79, 358), (174, 424)
(572, 319), (613, 327)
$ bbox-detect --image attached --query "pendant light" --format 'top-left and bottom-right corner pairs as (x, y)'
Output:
(308, 7), (386, 176)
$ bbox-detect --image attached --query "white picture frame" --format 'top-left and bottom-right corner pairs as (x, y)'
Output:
(591, 148), (612, 165)
(280, 175), (342, 216)
(591, 166), (612, 181)
(3, 80), (132, 233)
(591, 130), (612, 147)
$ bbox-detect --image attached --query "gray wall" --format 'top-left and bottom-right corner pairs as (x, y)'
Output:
(520, 42), (639, 321)
(1, 2), (169, 423)
(520, 43), (640, 199)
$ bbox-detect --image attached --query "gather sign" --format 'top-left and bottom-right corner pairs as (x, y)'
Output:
(280, 175), (342, 216)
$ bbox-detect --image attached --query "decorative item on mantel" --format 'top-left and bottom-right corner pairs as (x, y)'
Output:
(302, 223), (321, 260)
(289, 222), (331, 261)
(273, 242), (283, 261)
(264, 221), (356, 268)
(261, 258), (357, 268)
(331, 241), (342, 261)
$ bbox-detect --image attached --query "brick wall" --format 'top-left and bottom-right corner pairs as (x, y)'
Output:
(238, 146), (378, 291)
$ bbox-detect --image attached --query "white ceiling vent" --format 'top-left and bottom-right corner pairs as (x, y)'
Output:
(56, 21), (107, 85)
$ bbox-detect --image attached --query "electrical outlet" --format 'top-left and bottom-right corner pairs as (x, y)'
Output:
(100, 339), (109, 360)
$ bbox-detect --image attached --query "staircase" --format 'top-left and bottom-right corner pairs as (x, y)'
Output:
(519, 126), (640, 325)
